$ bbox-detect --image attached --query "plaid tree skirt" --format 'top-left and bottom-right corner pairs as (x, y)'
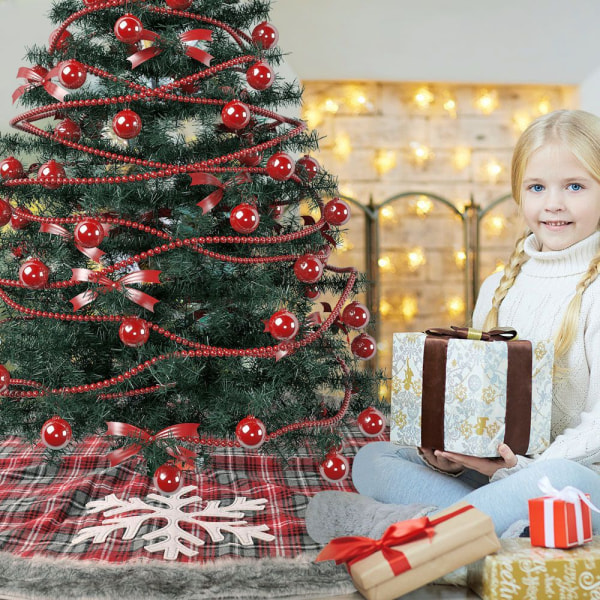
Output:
(0, 427), (386, 563)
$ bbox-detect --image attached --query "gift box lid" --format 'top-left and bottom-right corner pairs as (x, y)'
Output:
(350, 501), (498, 590)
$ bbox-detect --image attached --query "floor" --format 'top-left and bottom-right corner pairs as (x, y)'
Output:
(310, 585), (479, 599)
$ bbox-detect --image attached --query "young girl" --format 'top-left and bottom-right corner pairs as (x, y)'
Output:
(306, 109), (600, 542)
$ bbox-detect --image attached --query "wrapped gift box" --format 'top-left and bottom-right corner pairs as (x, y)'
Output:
(390, 327), (553, 457)
(316, 502), (500, 600)
(467, 537), (600, 600)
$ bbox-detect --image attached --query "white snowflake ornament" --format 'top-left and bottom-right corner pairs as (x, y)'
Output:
(72, 485), (275, 560)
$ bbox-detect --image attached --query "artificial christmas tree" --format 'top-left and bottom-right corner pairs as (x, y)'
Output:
(0, 0), (382, 490)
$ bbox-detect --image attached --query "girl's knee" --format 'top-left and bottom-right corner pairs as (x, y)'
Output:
(527, 459), (597, 489)
(352, 442), (396, 494)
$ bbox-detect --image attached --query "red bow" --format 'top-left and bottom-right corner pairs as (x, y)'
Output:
(40, 222), (110, 263)
(190, 172), (252, 214)
(69, 268), (162, 312)
(105, 422), (200, 467)
(128, 29), (213, 69)
(13, 65), (68, 104)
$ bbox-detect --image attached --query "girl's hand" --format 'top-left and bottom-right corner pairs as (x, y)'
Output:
(419, 447), (464, 474)
(434, 443), (518, 477)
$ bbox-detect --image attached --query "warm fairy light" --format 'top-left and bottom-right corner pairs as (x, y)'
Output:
(374, 149), (397, 175)
(338, 185), (355, 199)
(537, 97), (552, 115)
(454, 250), (467, 269)
(454, 198), (470, 213)
(337, 237), (354, 252)
(452, 146), (472, 171)
(474, 89), (499, 115)
(513, 110), (532, 133)
(443, 94), (457, 118)
(323, 98), (340, 113)
(494, 260), (506, 274)
(333, 132), (352, 162)
(380, 205), (397, 224)
(379, 299), (393, 318)
(400, 295), (419, 321)
(484, 159), (503, 183)
(409, 142), (433, 167)
(410, 195), (434, 217)
(446, 296), (465, 318)
(302, 103), (322, 129)
(484, 215), (506, 236)
(379, 381), (390, 402)
(407, 247), (426, 271)
(378, 255), (395, 273)
(346, 87), (372, 113)
(414, 86), (435, 108)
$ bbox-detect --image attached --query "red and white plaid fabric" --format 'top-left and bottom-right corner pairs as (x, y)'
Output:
(0, 427), (387, 563)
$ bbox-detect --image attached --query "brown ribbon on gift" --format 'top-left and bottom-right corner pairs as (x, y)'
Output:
(422, 326), (533, 455)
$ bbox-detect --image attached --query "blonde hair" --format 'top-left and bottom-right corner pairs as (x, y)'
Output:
(483, 109), (600, 361)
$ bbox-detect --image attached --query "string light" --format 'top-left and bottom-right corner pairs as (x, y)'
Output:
(474, 89), (499, 115)
(443, 93), (457, 118)
(379, 298), (393, 318)
(493, 260), (506, 274)
(323, 98), (340, 114)
(345, 86), (373, 113)
(378, 255), (395, 273)
(454, 250), (466, 269)
(407, 248), (426, 271)
(484, 215), (506, 236)
(513, 110), (532, 133)
(452, 146), (472, 171)
(380, 205), (397, 224)
(409, 142), (433, 167)
(410, 195), (433, 217)
(400, 295), (419, 321)
(333, 132), (352, 162)
(446, 296), (465, 318)
(484, 159), (503, 183)
(302, 102), (323, 129)
(337, 237), (354, 253)
(537, 97), (552, 115)
(414, 86), (435, 108)
(373, 149), (397, 175)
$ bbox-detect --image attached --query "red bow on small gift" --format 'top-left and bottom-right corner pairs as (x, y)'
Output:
(13, 65), (68, 104)
(105, 422), (200, 468)
(190, 172), (253, 214)
(69, 268), (162, 312)
(40, 222), (110, 263)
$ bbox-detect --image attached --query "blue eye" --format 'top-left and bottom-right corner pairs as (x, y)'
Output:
(530, 184), (544, 192)
(568, 183), (583, 191)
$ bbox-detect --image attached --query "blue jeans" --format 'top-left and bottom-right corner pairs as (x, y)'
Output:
(352, 442), (600, 536)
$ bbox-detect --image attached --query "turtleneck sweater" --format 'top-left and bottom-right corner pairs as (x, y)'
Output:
(472, 231), (600, 479)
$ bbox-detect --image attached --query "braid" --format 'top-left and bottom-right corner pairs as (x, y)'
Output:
(482, 229), (531, 331)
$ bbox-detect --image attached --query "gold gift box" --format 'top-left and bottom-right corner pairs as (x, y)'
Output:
(350, 502), (500, 600)
(467, 537), (600, 600)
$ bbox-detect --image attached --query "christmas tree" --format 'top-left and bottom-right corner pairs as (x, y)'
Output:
(0, 0), (383, 491)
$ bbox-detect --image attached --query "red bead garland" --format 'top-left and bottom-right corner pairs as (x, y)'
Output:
(0, 157), (24, 180)
(246, 61), (274, 91)
(38, 160), (66, 189)
(165, 0), (193, 9)
(58, 60), (87, 89)
(0, 364), (10, 393)
(0, 198), (12, 227)
(19, 259), (50, 289)
(230, 203), (259, 234)
(74, 218), (105, 248)
(251, 22), (279, 50)
(235, 416), (266, 449)
(10, 208), (32, 230)
(114, 14), (143, 43)
(112, 109), (142, 139)
(293, 255), (323, 284)
(266, 152), (295, 181)
(221, 100), (250, 130)
(153, 463), (183, 494)
(41, 416), (72, 450)
(119, 317), (150, 347)
(324, 198), (351, 226)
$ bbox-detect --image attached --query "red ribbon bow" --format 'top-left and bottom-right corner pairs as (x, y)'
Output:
(69, 268), (162, 312)
(128, 29), (213, 69)
(40, 222), (110, 263)
(13, 65), (68, 104)
(190, 172), (253, 214)
(105, 422), (200, 468)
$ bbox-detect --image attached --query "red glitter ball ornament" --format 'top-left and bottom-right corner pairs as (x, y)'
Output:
(293, 255), (323, 284)
(268, 309), (299, 341)
(0, 364), (10, 393)
(54, 118), (82, 142)
(230, 203), (259, 234)
(165, 0), (193, 8)
(266, 152), (295, 181)
(351, 333), (377, 361)
(252, 21), (279, 49)
(296, 155), (320, 181)
(27, 65), (49, 83)
(357, 407), (386, 437)
(112, 109), (142, 140)
(119, 317), (150, 347)
(235, 416), (266, 449)
(0, 157), (24, 180)
(38, 160), (66, 189)
(114, 14), (143, 43)
(19, 258), (50, 289)
(153, 463), (183, 495)
(221, 101), (250, 130)
(341, 301), (370, 330)
(246, 61), (274, 91)
(11, 208), (32, 230)
(319, 451), (349, 483)
(58, 60), (87, 89)
(74, 219), (105, 248)
(41, 416), (72, 450)
(324, 198), (351, 226)
(0, 198), (12, 227)
(239, 150), (262, 167)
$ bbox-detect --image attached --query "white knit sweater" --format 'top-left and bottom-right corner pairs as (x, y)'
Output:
(472, 231), (600, 480)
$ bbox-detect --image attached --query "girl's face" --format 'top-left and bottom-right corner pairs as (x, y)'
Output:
(521, 143), (600, 251)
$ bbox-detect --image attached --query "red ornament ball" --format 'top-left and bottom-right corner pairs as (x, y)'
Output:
(165, 0), (193, 8)
(11, 208), (32, 230)
(54, 118), (82, 142)
(0, 157), (24, 180)
(296, 155), (320, 181)
(351, 333), (377, 361)
(230, 203), (260, 234)
(41, 416), (72, 450)
(246, 61), (274, 91)
(252, 21), (279, 49)
(180, 81), (200, 94)
(294, 255), (324, 284)
(268, 309), (299, 341)
(305, 285), (320, 300)
(221, 101), (251, 130)
(112, 109), (142, 140)
(27, 65), (49, 83)
(114, 14), (143, 43)
(341, 301), (370, 330)
(74, 219), (105, 248)
(266, 152), (295, 181)
(50, 28), (72, 51)
(269, 203), (284, 219)
(153, 463), (183, 495)
(0, 364), (10, 393)
(58, 60), (87, 90)
(239, 150), (262, 167)
(324, 198), (351, 226)
(235, 416), (266, 449)
(0, 198), (12, 227)
(357, 407), (386, 437)
(38, 160), (66, 190)
(319, 452), (349, 483)
(119, 317), (150, 347)
(19, 258), (50, 289)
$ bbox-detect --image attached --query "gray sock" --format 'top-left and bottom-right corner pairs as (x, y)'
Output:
(305, 491), (437, 544)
